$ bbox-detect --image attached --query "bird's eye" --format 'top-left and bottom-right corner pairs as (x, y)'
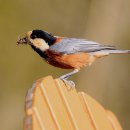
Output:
(31, 35), (37, 39)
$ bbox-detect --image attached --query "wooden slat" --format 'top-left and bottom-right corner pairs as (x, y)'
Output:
(106, 110), (122, 130)
(79, 92), (114, 130)
(24, 76), (123, 130)
(55, 79), (94, 130)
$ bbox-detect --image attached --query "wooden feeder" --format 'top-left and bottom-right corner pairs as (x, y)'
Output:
(24, 76), (122, 130)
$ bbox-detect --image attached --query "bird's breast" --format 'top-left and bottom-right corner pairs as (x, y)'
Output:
(43, 50), (96, 69)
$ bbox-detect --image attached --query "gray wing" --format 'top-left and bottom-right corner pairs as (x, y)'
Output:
(49, 38), (115, 54)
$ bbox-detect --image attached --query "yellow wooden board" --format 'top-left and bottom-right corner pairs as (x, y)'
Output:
(24, 76), (123, 130)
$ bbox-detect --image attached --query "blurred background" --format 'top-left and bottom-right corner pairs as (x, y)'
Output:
(0, 0), (130, 129)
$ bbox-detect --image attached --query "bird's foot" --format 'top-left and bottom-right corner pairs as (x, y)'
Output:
(60, 78), (75, 89)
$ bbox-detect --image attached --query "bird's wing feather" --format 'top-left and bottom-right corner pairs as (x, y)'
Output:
(49, 38), (115, 54)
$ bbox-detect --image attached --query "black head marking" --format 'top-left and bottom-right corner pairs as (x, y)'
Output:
(31, 30), (56, 46)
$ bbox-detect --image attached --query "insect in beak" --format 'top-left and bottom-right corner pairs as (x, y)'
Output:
(17, 35), (28, 45)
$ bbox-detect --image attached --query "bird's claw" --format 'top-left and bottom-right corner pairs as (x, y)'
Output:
(60, 78), (75, 89)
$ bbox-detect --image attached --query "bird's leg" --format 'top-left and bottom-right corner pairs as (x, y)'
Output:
(59, 69), (79, 88)
(60, 69), (79, 79)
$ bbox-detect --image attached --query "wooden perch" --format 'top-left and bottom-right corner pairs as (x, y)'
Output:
(24, 76), (122, 130)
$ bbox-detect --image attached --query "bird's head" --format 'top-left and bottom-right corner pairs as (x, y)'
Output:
(17, 29), (56, 51)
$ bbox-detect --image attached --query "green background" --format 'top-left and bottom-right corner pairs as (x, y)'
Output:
(0, 0), (130, 129)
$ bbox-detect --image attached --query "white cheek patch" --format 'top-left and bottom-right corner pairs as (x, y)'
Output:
(30, 39), (49, 51)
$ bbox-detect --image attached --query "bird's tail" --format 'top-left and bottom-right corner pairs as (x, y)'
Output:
(91, 49), (130, 58)
(107, 49), (130, 54)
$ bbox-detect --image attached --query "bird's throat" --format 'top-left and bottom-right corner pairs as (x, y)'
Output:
(31, 45), (48, 59)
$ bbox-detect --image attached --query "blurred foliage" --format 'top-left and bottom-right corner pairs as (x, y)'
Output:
(0, 0), (130, 130)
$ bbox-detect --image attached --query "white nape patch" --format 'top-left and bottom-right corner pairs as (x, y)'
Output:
(30, 38), (49, 51)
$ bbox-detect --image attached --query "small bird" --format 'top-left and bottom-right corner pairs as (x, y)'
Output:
(17, 29), (130, 87)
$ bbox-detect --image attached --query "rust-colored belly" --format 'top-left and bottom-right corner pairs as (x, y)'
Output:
(44, 50), (96, 70)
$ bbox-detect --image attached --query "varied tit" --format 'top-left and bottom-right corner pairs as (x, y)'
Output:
(17, 29), (130, 87)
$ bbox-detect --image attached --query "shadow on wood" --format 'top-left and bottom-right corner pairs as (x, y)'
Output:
(24, 76), (122, 130)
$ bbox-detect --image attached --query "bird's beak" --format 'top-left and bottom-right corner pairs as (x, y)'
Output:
(17, 36), (28, 45)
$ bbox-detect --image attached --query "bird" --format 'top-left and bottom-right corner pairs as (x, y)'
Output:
(17, 29), (130, 87)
